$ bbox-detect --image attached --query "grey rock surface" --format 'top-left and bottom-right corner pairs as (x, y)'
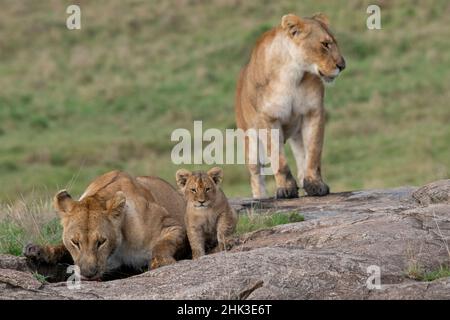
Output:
(1, 181), (449, 299)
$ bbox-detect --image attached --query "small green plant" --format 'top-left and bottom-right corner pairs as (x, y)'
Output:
(235, 211), (304, 235)
(422, 265), (450, 282)
(32, 272), (49, 284)
(406, 264), (450, 282)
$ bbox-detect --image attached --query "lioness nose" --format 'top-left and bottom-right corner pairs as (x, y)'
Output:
(83, 266), (98, 278)
(336, 58), (346, 71)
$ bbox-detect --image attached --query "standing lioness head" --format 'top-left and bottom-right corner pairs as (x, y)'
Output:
(176, 167), (223, 209)
(281, 13), (346, 83)
(54, 190), (126, 280)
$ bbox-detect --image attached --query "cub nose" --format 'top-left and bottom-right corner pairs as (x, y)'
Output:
(198, 200), (205, 204)
(336, 58), (346, 71)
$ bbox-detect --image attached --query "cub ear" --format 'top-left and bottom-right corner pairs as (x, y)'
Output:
(312, 12), (329, 27)
(207, 167), (223, 185)
(106, 191), (126, 217)
(176, 169), (192, 190)
(281, 14), (309, 39)
(54, 190), (75, 216)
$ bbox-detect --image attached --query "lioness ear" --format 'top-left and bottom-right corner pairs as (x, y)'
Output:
(312, 12), (329, 27)
(281, 14), (309, 39)
(176, 169), (192, 190)
(106, 191), (126, 217)
(207, 167), (223, 185)
(54, 190), (75, 216)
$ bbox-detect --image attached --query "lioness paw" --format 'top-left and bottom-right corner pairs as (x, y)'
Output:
(276, 187), (299, 199)
(23, 243), (43, 261)
(150, 256), (176, 269)
(303, 178), (330, 196)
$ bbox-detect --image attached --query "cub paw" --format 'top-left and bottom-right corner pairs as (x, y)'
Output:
(303, 178), (330, 196)
(276, 187), (299, 199)
(150, 256), (176, 269)
(23, 243), (44, 261)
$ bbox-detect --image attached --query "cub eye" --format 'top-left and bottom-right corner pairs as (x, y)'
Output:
(205, 188), (211, 193)
(96, 238), (106, 249)
(71, 239), (80, 249)
(190, 188), (196, 193)
(321, 41), (331, 49)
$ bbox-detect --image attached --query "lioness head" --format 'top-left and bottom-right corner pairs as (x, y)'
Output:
(54, 190), (126, 280)
(281, 13), (346, 83)
(176, 167), (223, 209)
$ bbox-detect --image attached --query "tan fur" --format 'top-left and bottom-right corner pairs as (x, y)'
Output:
(24, 170), (187, 280)
(235, 13), (346, 199)
(176, 167), (237, 259)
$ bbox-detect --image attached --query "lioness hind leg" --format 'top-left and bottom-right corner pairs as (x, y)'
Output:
(150, 226), (185, 269)
(245, 135), (267, 198)
(259, 122), (298, 199)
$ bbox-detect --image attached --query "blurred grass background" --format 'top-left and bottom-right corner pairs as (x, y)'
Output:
(0, 0), (449, 205)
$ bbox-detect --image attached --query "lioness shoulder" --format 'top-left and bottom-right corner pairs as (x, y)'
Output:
(176, 167), (237, 259)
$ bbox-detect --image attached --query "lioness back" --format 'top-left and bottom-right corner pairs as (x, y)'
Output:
(136, 176), (186, 222)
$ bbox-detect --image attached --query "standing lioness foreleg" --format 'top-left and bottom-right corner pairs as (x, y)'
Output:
(301, 108), (329, 196)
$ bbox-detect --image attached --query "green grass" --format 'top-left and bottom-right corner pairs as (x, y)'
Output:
(235, 211), (304, 235)
(0, 1), (448, 203)
(407, 264), (450, 282)
(0, 221), (26, 256)
(0, 218), (63, 256)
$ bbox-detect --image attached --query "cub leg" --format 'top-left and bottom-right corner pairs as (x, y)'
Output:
(213, 211), (237, 252)
(186, 226), (206, 260)
(302, 109), (329, 196)
(259, 121), (298, 199)
(23, 243), (72, 264)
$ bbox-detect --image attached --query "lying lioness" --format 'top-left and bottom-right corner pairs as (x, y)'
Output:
(24, 170), (187, 280)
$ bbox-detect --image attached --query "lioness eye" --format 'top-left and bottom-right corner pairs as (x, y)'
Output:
(190, 188), (196, 193)
(71, 239), (80, 249)
(97, 239), (106, 249)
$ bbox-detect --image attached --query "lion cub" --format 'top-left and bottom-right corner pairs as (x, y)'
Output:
(176, 167), (237, 259)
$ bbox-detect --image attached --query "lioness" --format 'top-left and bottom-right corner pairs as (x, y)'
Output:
(235, 13), (346, 199)
(24, 170), (187, 280)
(175, 167), (237, 259)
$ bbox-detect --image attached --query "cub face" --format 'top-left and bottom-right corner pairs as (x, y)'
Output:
(53, 190), (126, 280)
(176, 167), (223, 209)
(281, 13), (346, 83)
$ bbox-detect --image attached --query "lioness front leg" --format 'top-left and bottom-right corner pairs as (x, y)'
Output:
(23, 243), (72, 264)
(186, 227), (205, 260)
(150, 225), (185, 269)
(302, 108), (329, 196)
(260, 121), (298, 199)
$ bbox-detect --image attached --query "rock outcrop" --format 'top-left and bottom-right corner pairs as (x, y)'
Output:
(1, 180), (450, 299)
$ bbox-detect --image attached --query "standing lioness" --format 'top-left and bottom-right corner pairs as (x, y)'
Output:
(24, 171), (187, 280)
(235, 13), (346, 199)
